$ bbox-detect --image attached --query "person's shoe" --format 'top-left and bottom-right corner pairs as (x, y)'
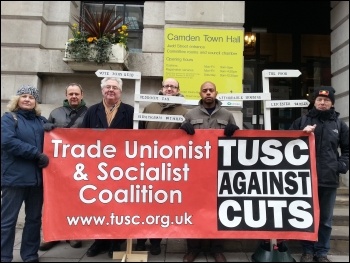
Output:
(108, 241), (121, 258)
(24, 259), (39, 262)
(150, 244), (161, 255)
(67, 240), (82, 248)
(300, 253), (315, 262)
(314, 255), (331, 262)
(86, 241), (108, 257)
(212, 252), (227, 262)
(39, 241), (60, 251)
(183, 251), (199, 262)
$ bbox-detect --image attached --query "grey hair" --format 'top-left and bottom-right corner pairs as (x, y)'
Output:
(7, 95), (42, 116)
(100, 77), (123, 91)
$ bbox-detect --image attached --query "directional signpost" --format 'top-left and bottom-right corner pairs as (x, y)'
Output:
(265, 99), (310, 108)
(95, 69), (141, 79)
(263, 70), (301, 78)
(218, 92), (271, 101)
(261, 69), (303, 254)
(262, 69), (302, 130)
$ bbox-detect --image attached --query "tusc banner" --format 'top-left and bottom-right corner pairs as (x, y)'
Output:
(42, 129), (319, 241)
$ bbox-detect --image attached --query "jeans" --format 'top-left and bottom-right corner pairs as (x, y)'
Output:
(1, 186), (43, 262)
(301, 186), (337, 257)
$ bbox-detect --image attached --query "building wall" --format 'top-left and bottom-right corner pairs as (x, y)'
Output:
(1, 1), (244, 126)
(330, 1), (349, 187)
(1, 2), (349, 187)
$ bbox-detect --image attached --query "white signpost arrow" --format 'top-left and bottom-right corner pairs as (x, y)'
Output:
(265, 100), (310, 108)
(135, 94), (185, 104)
(133, 113), (185, 123)
(95, 69), (141, 79)
(263, 70), (302, 78)
(218, 93), (271, 101)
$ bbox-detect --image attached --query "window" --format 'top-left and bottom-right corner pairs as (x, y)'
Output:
(82, 1), (144, 53)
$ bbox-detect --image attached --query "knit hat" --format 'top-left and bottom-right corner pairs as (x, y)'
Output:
(16, 85), (39, 101)
(314, 86), (335, 104)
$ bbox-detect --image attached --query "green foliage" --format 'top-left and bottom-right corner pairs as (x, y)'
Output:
(65, 4), (128, 64)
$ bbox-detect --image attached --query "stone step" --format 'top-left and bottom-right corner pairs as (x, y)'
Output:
(221, 225), (349, 253)
(333, 207), (349, 226)
(336, 194), (349, 207)
(337, 187), (349, 196)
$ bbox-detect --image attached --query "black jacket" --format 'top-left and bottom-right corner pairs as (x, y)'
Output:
(81, 101), (134, 129)
(290, 107), (349, 188)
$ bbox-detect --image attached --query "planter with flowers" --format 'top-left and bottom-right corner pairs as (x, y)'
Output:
(63, 5), (129, 71)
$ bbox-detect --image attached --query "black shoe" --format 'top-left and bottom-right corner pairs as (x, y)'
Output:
(300, 253), (314, 262)
(314, 255), (331, 262)
(183, 251), (199, 262)
(86, 240), (108, 257)
(150, 244), (161, 255)
(67, 240), (82, 248)
(39, 241), (60, 251)
(212, 253), (227, 262)
(24, 259), (39, 262)
(108, 240), (121, 258)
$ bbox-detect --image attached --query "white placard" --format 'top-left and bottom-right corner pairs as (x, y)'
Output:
(133, 113), (185, 123)
(134, 94), (185, 103)
(265, 100), (310, 108)
(95, 70), (141, 79)
(263, 70), (301, 78)
(218, 93), (271, 101)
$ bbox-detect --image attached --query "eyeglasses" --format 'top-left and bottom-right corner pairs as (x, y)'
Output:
(104, 85), (119, 90)
(162, 85), (178, 89)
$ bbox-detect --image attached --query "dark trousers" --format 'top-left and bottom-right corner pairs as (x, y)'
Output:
(1, 186), (43, 262)
(92, 239), (125, 251)
(186, 239), (224, 254)
(137, 238), (162, 245)
(301, 187), (337, 257)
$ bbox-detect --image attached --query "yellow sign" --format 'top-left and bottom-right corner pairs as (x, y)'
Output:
(163, 28), (244, 100)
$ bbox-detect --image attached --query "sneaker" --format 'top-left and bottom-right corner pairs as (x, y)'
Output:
(314, 255), (331, 262)
(67, 240), (82, 248)
(39, 241), (60, 251)
(150, 244), (161, 255)
(183, 251), (199, 262)
(212, 252), (227, 262)
(300, 253), (314, 262)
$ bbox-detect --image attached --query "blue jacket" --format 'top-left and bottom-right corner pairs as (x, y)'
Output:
(1, 110), (46, 187)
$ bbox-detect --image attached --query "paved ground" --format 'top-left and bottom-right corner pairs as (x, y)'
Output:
(11, 227), (349, 262)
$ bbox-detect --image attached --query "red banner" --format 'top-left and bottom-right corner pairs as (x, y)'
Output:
(42, 129), (319, 241)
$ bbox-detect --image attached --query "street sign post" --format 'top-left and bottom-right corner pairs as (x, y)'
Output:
(262, 69), (302, 130)
(265, 100), (310, 108)
(263, 70), (302, 78)
(95, 70), (141, 79)
(218, 93), (271, 101)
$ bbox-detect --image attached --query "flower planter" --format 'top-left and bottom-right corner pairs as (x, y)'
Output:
(63, 42), (129, 71)
(110, 44), (128, 63)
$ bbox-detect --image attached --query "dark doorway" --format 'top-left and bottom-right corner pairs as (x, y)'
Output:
(243, 1), (331, 130)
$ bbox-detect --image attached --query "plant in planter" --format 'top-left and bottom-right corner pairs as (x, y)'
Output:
(65, 4), (128, 64)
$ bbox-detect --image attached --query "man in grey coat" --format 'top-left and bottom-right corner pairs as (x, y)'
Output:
(180, 81), (239, 262)
(39, 83), (88, 251)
